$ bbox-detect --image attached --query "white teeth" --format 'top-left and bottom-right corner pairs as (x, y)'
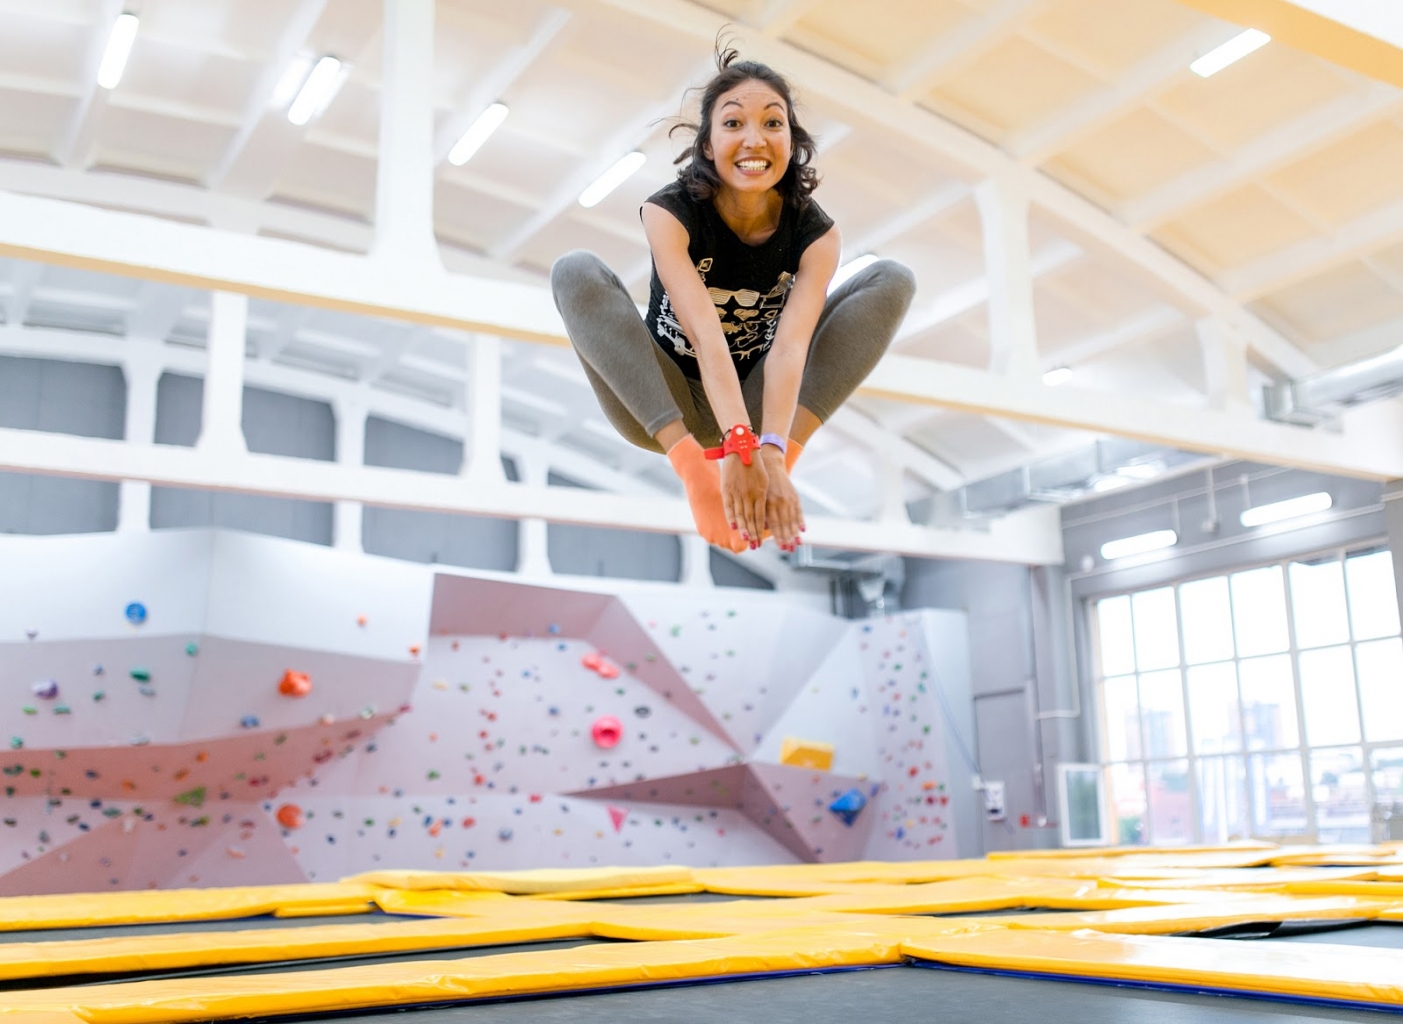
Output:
(737, 159), (769, 169)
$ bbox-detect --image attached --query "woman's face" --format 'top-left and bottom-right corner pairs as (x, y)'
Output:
(703, 79), (793, 200)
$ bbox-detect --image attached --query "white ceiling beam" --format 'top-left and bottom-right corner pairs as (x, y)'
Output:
(0, 423), (1065, 562)
(52, 0), (123, 169)
(1221, 195), (1403, 301)
(826, 406), (963, 491)
(881, 0), (1049, 101)
(859, 352), (1403, 480)
(1125, 83), (1401, 229)
(1043, 303), (1186, 369)
(845, 180), (970, 258)
(1009, 22), (1243, 165)
(206, 0), (328, 189)
(895, 238), (1081, 345)
(744, 0), (827, 37)
(490, 58), (713, 263)
(433, 7), (573, 164)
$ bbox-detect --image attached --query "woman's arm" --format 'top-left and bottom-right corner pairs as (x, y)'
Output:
(642, 203), (768, 544)
(759, 226), (841, 548)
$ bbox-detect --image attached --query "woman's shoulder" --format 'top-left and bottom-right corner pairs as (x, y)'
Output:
(643, 179), (699, 218)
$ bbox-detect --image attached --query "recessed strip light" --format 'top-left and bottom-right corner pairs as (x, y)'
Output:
(1239, 491), (1332, 528)
(1100, 529), (1178, 561)
(578, 151), (646, 208)
(1042, 366), (1073, 387)
(1190, 28), (1270, 77)
(828, 253), (880, 293)
(448, 103), (509, 166)
(96, 13), (140, 90)
(287, 55), (345, 126)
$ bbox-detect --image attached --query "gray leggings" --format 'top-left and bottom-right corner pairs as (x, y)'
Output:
(550, 251), (916, 452)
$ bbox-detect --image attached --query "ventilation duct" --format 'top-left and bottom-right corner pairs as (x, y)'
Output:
(1264, 344), (1403, 427)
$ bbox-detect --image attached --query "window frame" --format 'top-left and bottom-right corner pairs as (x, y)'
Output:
(1089, 542), (1398, 845)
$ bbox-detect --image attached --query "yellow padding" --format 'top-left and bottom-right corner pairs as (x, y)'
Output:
(902, 927), (1403, 1006)
(0, 927), (909, 1022)
(1285, 879), (1403, 897)
(0, 883), (379, 931)
(993, 895), (1394, 934)
(985, 842), (1276, 861)
(347, 866), (693, 895)
(1095, 867), (1380, 889)
(0, 916), (594, 982)
(527, 882), (705, 901)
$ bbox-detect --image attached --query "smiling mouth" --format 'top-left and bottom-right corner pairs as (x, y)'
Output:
(736, 159), (771, 171)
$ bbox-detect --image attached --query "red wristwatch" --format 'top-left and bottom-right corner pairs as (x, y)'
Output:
(704, 425), (759, 466)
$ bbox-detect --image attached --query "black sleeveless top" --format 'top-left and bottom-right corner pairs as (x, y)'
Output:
(642, 181), (834, 381)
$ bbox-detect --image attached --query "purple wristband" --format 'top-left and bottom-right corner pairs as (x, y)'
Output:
(759, 433), (787, 455)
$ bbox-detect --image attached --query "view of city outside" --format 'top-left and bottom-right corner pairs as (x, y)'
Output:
(1093, 548), (1403, 845)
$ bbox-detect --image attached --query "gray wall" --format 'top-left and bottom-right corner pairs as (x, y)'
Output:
(150, 373), (334, 544)
(901, 558), (1071, 851)
(545, 470), (681, 582)
(0, 356), (122, 534)
(361, 415), (520, 571)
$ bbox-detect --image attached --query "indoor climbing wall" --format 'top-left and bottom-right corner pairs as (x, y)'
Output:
(0, 529), (974, 893)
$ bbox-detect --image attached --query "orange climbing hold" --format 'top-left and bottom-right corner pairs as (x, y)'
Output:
(275, 804), (305, 829)
(278, 671), (312, 698)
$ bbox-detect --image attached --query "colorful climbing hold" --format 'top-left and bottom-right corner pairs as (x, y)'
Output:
(591, 716), (623, 749)
(8, 738), (21, 750)
(634, 706), (651, 718)
(357, 614), (368, 627)
(124, 602), (147, 625)
(173, 786), (206, 808)
(275, 804), (304, 829)
(52, 704), (70, 715)
(129, 667), (150, 682)
(829, 788), (868, 827)
(239, 715), (260, 729)
(185, 642), (199, 656)
(92, 691), (105, 702)
(278, 670), (312, 697)
(31, 680), (58, 700)
(498, 827), (513, 841)
(607, 806), (627, 833)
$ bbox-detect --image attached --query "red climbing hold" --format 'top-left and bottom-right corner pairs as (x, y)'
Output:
(597, 660), (620, 679)
(607, 805), (627, 832)
(591, 715), (623, 749)
(278, 671), (312, 697)
(581, 652), (602, 671)
(462, 817), (476, 828)
(275, 804), (304, 829)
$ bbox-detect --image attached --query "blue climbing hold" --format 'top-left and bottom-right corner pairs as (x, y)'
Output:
(547, 623), (561, 634)
(125, 602), (147, 625)
(498, 827), (513, 841)
(240, 715), (260, 729)
(31, 679), (58, 700)
(829, 788), (868, 827)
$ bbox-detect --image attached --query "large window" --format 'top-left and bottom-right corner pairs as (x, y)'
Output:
(1092, 547), (1402, 845)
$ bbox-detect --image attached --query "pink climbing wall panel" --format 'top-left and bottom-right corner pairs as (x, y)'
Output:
(0, 530), (973, 892)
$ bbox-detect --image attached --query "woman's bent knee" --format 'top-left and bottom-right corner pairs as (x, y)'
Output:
(870, 258), (917, 304)
(550, 250), (609, 301)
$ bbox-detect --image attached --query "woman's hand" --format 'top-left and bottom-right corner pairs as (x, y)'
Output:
(762, 447), (805, 551)
(720, 452), (769, 550)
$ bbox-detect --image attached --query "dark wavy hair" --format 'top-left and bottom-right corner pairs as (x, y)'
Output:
(671, 41), (819, 210)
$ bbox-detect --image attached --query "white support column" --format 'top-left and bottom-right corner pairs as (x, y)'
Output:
(515, 450), (553, 577)
(196, 291), (249, 455)
(333, 394), (368, 551)
(680, 534), (715, 587)
(463, 333), (506, 486)
(975, 177), (1040, 380)
(1197, 317), (1253, 412)
(372, 0), (440, 271)
(117, 349), (162, 532)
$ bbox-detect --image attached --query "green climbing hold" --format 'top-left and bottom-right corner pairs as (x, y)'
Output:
(173, 786), (207, 808)
(92, 691), (105, 702)
(8, 738), (21, 750)
(185, 642), (199, 656)
(427, 770), (441, 780)
(53, 705), (70, 715)
(21, 707), (35, 716)
(129, 667), (150, 682)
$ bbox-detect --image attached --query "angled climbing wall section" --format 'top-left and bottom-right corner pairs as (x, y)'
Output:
(0, 529), (973, 892)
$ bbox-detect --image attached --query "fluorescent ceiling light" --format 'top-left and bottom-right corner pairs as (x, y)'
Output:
(1042, 366), (1073, 387)
(1239, 490), (1332, 528)
(1190, 28), (1270, 77)
(1091, 476), (1131, 493)
(1100, 529), (1178, 561)
(578, 151), (646, 208)
(829, 253), (880, 294)
(448, 102), (509, 166)
(97, 13), (139, 90)
(287, 56), (344, 126)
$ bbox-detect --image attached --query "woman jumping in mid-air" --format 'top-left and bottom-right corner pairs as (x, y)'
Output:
(551, 45), (915, 555)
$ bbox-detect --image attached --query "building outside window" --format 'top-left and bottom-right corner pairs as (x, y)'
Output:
(1092, 546), (1402, 845)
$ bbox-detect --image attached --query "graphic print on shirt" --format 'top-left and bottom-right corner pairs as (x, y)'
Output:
(654, 257), (795, 365)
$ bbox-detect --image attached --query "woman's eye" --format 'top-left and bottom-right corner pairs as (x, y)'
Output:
(767, 119), (785, 129)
